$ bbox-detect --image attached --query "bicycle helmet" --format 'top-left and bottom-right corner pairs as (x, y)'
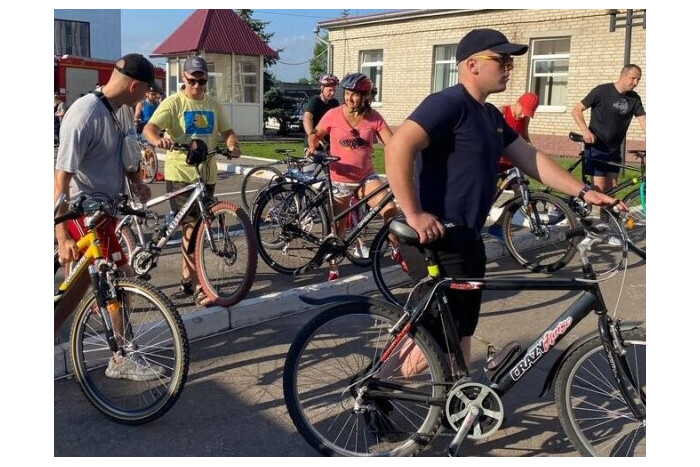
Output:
(318, 74), (339, 87)
(340, 73), (373, 94)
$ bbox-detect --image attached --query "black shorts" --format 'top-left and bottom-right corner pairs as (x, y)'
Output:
(399, 225), (486, 350)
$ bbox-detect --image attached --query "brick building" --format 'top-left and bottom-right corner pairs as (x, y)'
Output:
(319, 9), (646, 157)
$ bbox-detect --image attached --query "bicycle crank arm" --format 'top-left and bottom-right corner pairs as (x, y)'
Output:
(447, 406), (480, 457)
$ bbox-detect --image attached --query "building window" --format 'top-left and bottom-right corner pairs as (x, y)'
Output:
(54, 19), (90, 57)
(233, 56), (259, 103)
(433, 44), (457, 93)
(360, 50), (383, 103)
(528, 37), (571, 111)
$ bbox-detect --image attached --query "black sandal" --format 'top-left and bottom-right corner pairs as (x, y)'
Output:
(193, 287), (213, 307)
(180, 279), (194, 296)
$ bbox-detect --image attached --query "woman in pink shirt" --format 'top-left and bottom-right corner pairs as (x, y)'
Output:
(307, 73), (396, 281)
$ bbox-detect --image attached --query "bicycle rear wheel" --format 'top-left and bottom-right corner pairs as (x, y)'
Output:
(371, 222), (415, 307)
(502, 191), (581, 273)
(555, 328), (646, 456)
(240, 164), (284, 214)
(115, 223), (138, 262)
(252, 183), (330, 274)
(194, 201), (257, 307)
(622, 187), (646, 256)
(283, 300), (448, 456)
(69, 278), (189, 425)
(140, 146), (158, 184)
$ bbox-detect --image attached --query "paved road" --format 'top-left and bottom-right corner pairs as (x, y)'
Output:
(54, 249), (646, 457)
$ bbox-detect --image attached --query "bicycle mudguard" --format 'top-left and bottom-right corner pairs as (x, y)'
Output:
(538, 320), (644, 397)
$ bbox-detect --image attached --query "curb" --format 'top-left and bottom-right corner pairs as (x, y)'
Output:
(53, 242), (511, 378)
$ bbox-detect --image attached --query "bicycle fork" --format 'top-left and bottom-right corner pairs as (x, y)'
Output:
(88, 264), (121, 354)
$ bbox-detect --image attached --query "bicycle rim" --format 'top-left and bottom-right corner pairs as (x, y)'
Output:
(556, 329), (646, 456)
(253, 184), (329, 274)
(503, 192), (580, 273)
(69, 278), (189, 425)
(283, 301), (447, 456)
(241, 164), (283, 214)
(195, 202), (257, 307)
(140, 148), (158, 184)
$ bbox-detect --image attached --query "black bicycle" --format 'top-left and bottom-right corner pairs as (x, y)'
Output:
(251, 150), (394, 274)
(283, 210), (644, 456)
(539, 132), (646, 259)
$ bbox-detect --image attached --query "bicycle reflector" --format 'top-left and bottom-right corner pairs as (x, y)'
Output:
(186, 138), (208, 165)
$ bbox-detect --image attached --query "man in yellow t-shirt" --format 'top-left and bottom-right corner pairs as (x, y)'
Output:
(143, 55), (241, 307)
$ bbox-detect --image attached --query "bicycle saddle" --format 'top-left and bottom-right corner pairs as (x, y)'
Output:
(389, 219), (420, 246)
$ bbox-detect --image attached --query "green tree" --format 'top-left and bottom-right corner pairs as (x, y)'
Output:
(309, 30), (329, 80)
(264, 82), (297, 136)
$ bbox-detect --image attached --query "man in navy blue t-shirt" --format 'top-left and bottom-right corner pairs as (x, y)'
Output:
(385, 28), (620, 371)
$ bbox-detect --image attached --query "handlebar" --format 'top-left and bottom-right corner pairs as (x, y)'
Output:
(54, 194), (146, 226)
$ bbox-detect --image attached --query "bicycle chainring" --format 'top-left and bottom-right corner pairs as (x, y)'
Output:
(445, 381), (504, 439)
(131, 248), (156, 276)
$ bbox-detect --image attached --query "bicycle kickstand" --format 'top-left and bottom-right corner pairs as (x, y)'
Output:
(447, 406), (480, 457)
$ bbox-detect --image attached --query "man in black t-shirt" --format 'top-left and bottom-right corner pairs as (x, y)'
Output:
(572, 64), (646, 192)
(384, 29), (619, 375)
(303, 74), (339, 148)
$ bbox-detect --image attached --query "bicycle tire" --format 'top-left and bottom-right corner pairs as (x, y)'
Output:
(502, 191), (581, 273)
(622, 187), (646, 256)
(116, 223), (139, 262)
(371, 222), (415, 307)
(140, 146), (158, 184)
(555, 328), (646, 456)
(69, 277), (189, 425)
(283, 300), (449, 456)
(252, 183), (330, 274)
(194, 201), (257, 307)
(240, 164), (284, 214)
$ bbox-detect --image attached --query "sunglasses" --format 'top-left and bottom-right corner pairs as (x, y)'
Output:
(472, 54), (514, 71)
(347, 129), (368, 149)
(185, 77), (208, 86)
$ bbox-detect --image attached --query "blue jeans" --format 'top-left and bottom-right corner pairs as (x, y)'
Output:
(582, 147), (622, 176)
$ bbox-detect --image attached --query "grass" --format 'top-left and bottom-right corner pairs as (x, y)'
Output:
(239, 141), (642, 200)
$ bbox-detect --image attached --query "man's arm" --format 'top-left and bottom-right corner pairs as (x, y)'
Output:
(302, 112), (314, 137)
(143, 122), (172, 150)
(134, 101), (143, 122)
(637, 114), (646, 134)
(54, 170), (80, 264)
(572, 102), (596, 144)
(385, 120), (444, 244)
(220, 129), (241, 159)
(505, 138), (619, 207)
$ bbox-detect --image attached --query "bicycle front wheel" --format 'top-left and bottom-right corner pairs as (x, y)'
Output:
(253, 183), (330, 274)
(195, 201), (257, 307)
(622, 187), (646, 256)
(371, 222), (415, 307)
(555, 328), (646, 456)
(240, 164), (284, 214)
(283, 300), (448, 456)
(69, 278), (189, 425)
(503, 191), (581, 273)
(140, 146), (158, 184)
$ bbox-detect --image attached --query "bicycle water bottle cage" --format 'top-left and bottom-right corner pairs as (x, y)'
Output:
(186, 138), (208, 165)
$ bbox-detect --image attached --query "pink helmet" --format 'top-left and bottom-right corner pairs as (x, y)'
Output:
(319, 74), (339, 87)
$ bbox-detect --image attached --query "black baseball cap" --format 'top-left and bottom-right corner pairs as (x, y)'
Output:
(456, 29), (528, 63)
(184, 56), (208, 75)
(115, 53), (163, 94)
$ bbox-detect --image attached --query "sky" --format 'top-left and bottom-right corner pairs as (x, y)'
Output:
(121, 9), (400, 83)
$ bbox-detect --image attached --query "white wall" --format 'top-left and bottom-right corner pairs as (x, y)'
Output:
(54, 9), (121, 61)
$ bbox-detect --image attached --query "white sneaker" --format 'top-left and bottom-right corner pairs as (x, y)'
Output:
(105, 355), (165, 382)
(353, 245), (370, 258)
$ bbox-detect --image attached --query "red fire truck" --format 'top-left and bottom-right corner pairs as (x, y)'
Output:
(54, 55), (166, 107)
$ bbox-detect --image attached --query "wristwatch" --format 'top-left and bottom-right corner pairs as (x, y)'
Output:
(577, 184), (592, 201)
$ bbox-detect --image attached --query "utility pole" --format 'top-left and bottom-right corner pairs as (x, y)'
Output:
(313, 25), (331, 75)
(608, 9), (646, 172)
